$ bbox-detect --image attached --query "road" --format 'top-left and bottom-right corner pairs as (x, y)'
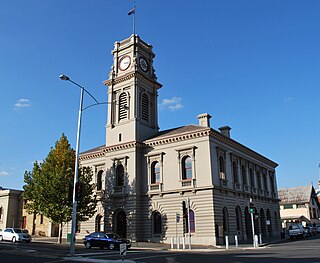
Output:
(0, 236), (319, 262)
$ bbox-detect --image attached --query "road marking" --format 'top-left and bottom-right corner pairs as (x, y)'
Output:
(129, 252), (180, 261)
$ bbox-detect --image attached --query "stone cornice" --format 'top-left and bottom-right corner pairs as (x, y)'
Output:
(209, 129), (278, 168)
(80, 126), (277, 169)
(145, 129), (211, 147)
(103, 71), (162, 89)
(79, 141), (145, 161)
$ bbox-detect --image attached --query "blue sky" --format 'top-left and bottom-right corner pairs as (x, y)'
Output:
(1, 0), (320, 190)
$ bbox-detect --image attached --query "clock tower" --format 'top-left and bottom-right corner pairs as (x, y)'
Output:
(104, 35), (162, 146)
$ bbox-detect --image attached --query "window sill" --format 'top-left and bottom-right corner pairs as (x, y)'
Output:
(148, 183), (162, 191)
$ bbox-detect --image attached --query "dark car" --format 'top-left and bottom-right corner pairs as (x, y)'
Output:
(83, 232), (131, 250)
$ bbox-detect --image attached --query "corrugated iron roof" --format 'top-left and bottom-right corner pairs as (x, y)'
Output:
(278, 185), (312, 204)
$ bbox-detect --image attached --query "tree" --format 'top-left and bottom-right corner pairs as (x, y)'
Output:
(23, 134), (97, 243)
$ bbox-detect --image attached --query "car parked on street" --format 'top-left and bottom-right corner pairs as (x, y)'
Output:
(83, 232), (131, 250)
(304, 226), (316, 237)
(0, 228), (32, 243)
(288, 224), (305, 239)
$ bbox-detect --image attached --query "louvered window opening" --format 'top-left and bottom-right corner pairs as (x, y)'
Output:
(141, 94), (149, 121)
(119, 93), (128, 120)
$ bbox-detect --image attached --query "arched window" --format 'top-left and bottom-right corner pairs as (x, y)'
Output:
(151, 161), (161, 184)
(241, 165), (247, 185)
(256, 171), (261, 189)
(0, 207), (3, 221)
(116, 164), (124, 187)
(263, 173), (268, 192)
(219, 156), (225, 180)
(153, 211), (162, 234)
(189, 210), (195, 233)
(270, 173), (275, 193)
(232, 161), (238, 183)
(260, 208), (266, 236)
(95, 214), (103, 232)
(97, 170), (103, 191)
(266, 209), (272, 236)
(235, 206), (242, 231)
(182, 156), (192, 180)
(222, 207), (229, 235)
(119, 92), (128, 121)
(141, 93), (149, 121)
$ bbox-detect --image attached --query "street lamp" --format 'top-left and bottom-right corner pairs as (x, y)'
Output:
(59, 74), (100, 256)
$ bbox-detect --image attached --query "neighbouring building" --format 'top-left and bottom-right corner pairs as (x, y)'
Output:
(64, 34), (281, 246)
(316, 180), (320, 204)
(0, 188), (23, 230)
(278, 185), (320, 229)
(21, 205), (59, 237)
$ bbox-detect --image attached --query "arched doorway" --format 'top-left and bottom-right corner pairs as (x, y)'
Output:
(266, 209), (272, 236)
(260, 208), (266, 237)
(235, 206), (243, 240)
(95, 214), (103, 232)
(114, 210), (127, 238)
(222, 207), (229, 237)
(244, 206), (251, 239)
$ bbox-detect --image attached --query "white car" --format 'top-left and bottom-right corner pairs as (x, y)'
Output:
(0, 228), (32, 243)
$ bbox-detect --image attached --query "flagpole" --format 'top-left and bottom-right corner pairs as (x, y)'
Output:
(128, 1), (136, 36)
(133, 7), (135, 35)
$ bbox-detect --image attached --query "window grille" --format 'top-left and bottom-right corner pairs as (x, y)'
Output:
(141, 93), (149, 121)
(119, 93), (128, 120)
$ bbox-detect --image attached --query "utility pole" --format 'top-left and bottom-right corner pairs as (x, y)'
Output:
(249, 198), (256, 247)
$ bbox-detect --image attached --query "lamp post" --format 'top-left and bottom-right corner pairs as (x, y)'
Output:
(59, 74), (125, 256)
(59, 74), (99, 256)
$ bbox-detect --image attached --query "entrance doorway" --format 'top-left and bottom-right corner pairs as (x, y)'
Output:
(114, 210), (127, 238)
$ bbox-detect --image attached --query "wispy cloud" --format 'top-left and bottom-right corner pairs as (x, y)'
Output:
(284, 96), (294, 102)
(160, 97), (184, 111)
(14, 98), (31, 109)
(0, 171), (10, 177)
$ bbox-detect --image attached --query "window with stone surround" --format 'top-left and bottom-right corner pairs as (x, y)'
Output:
(146, 152), (164, 191)
(219, 156), (226, 180)
(116, 164), (124, 187)
(96, 170), (103, 191)
(176, 146), (197, 186)
(151, 161), (161, 184)
(241, 165), (247, 185)
(232, 161), (238, 183)
(182, 156), (193, 180)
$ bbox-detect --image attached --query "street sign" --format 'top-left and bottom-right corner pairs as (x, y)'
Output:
(120, 243), (127, 256)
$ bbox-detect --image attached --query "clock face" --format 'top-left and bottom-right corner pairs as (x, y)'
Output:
(139, 57), (149, 72)
(119, 55), (131, 71)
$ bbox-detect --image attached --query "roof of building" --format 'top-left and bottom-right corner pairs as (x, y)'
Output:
(80, 144), (106, 155)
(146, 124), (207, 141)
(278, 185), (313, 204)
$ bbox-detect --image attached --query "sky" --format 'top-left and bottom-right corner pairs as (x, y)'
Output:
(1, 0), (320, 191)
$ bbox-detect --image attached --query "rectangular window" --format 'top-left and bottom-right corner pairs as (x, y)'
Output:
(284, 204), (293, 209)
(296, 204), (305, 209)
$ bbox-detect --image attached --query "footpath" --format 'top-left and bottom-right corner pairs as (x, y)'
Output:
(31, 236), (286, 252)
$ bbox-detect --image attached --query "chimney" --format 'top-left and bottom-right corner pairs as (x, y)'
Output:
(219, 126), (231, 138)
(197, 113), (211, 128)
